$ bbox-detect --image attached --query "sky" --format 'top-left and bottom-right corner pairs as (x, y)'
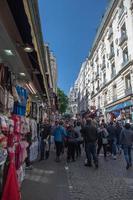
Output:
(39, 0), (108, 94)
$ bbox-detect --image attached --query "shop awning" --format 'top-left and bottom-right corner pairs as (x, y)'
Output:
(106, 100), (133, 113)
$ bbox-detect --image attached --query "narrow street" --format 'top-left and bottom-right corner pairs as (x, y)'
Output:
(22, 150), (133, 200)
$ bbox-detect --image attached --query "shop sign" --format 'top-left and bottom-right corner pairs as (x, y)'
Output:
(106, 100), (133, 113)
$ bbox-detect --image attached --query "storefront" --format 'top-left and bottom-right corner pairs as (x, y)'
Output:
(0, 1), (51, 199)
(106, 99), (133, 123)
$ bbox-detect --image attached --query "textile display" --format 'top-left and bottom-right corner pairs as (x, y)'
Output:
(1, 153), (20, 200)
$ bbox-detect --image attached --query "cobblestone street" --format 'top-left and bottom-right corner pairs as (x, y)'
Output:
(22, 150), (133, 200)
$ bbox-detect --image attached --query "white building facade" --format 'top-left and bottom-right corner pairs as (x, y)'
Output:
(71, 0), (133, 122)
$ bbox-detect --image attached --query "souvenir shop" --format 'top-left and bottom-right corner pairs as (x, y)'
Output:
(106, 99), (133, 124)
(0, 63), (46, 199)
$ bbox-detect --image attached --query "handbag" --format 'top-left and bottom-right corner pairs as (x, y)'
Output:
(102, 138), (108, 144)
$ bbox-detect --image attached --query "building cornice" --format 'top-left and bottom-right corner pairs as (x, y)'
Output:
(89, 0), (119, 59)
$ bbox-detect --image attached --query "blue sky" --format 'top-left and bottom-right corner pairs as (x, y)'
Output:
(39, 0), (108, 94)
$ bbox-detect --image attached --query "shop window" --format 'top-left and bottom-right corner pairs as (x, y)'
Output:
(123, 47), (128, 63)
(125, 74), (131, 89)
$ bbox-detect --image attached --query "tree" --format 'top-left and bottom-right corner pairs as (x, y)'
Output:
(57, 88), (68, 114)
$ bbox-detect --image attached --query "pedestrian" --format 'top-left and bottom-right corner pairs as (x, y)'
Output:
(67, 125), (78, 162)
(120, 123), (133, 169)
(74, 122), (83, 157)
(53, 121), (67, 162)
(97, 124), (108, 159)
(115, 121), (123, 154)
(40, 119), (51, 161)
(107, 121), (117, 159)
(81, 118), (98, 168)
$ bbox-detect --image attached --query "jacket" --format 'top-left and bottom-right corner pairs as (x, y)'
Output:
(53, 125), (66, 142)
(120, 128), (133, 145)
(81, 125), (98, 143)
(67, 130), (78, 143)
(40, 124), (51, 140)
(107, 125), (117, 140)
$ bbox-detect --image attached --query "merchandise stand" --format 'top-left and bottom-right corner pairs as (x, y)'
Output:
(0, 64), (46, 199)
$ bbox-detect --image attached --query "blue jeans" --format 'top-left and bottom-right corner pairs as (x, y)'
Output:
(109, 138), (117, 156)
(40, 139), (45, 160)
(123, 145), (132, 165)
(85, 143), (98, 165)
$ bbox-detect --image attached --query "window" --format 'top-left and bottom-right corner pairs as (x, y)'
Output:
(123, 47), (128, 63)
(98, 96), (100, 108)
(103, 55), (105, 63)
(103, 72), (106, 83)
(125, 74), (131, 89)
(113, 84), (117, 99)
(121, 23), (126, 37)
(111, 63), (116, 77)
(110, 42), (114, 54)
(104, 92), (107, 105)
(97, 65), (99, 73)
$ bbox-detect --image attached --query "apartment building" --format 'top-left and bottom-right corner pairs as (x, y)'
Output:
(71, 0), (133, 122)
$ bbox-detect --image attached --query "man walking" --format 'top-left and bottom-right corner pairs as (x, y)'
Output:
(120, 123), (133, 169)
(107, 122), (117, 159)
(53, 121), (66, 162)
(81, 118), (98, 168)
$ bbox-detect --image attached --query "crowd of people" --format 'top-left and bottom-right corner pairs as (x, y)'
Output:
(39, 117), (133, 170)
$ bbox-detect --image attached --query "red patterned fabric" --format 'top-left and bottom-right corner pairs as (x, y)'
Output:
(2, 153), (20, 200)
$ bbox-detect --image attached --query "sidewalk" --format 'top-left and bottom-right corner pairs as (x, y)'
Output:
(22, 150), (133, 200)
(21, 151), (70, 200)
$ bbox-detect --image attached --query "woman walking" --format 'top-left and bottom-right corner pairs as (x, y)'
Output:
(97, 124), (108, 159)
(67, 125), (78, 162)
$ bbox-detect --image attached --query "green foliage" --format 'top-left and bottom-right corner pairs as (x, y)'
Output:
(57, 88), (68, 114)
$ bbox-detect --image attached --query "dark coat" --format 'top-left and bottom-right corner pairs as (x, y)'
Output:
(40, 124), (51, 140)
(107, 125), (117, 140)
(81, 125), (98, 143)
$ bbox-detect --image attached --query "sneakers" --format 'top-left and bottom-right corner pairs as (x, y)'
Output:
(113, 155), (117, 160)
(84, 163), (92, 167)
(25, 165), (33, 170)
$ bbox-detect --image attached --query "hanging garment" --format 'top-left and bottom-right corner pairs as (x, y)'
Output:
(31, 102), (37, 119)
(1, 153), (20, 200)
(0, 64), (5, 87)
(12, 115), (21, 134)
(7, 92), (14, 113)
(26, 97), (31, 117)
(13, 86), (28, 116)
(30, 119), (37, 140)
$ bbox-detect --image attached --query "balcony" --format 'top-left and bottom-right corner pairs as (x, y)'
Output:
(125, 87), (132, 96)
(108, 51), (115, 60)
(101, 62), (106, 70)
(119, 34), (128, 46)
(111, 71), (116, 79)
(112, 95), (117, 102)
(108, 27), (113, 39)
